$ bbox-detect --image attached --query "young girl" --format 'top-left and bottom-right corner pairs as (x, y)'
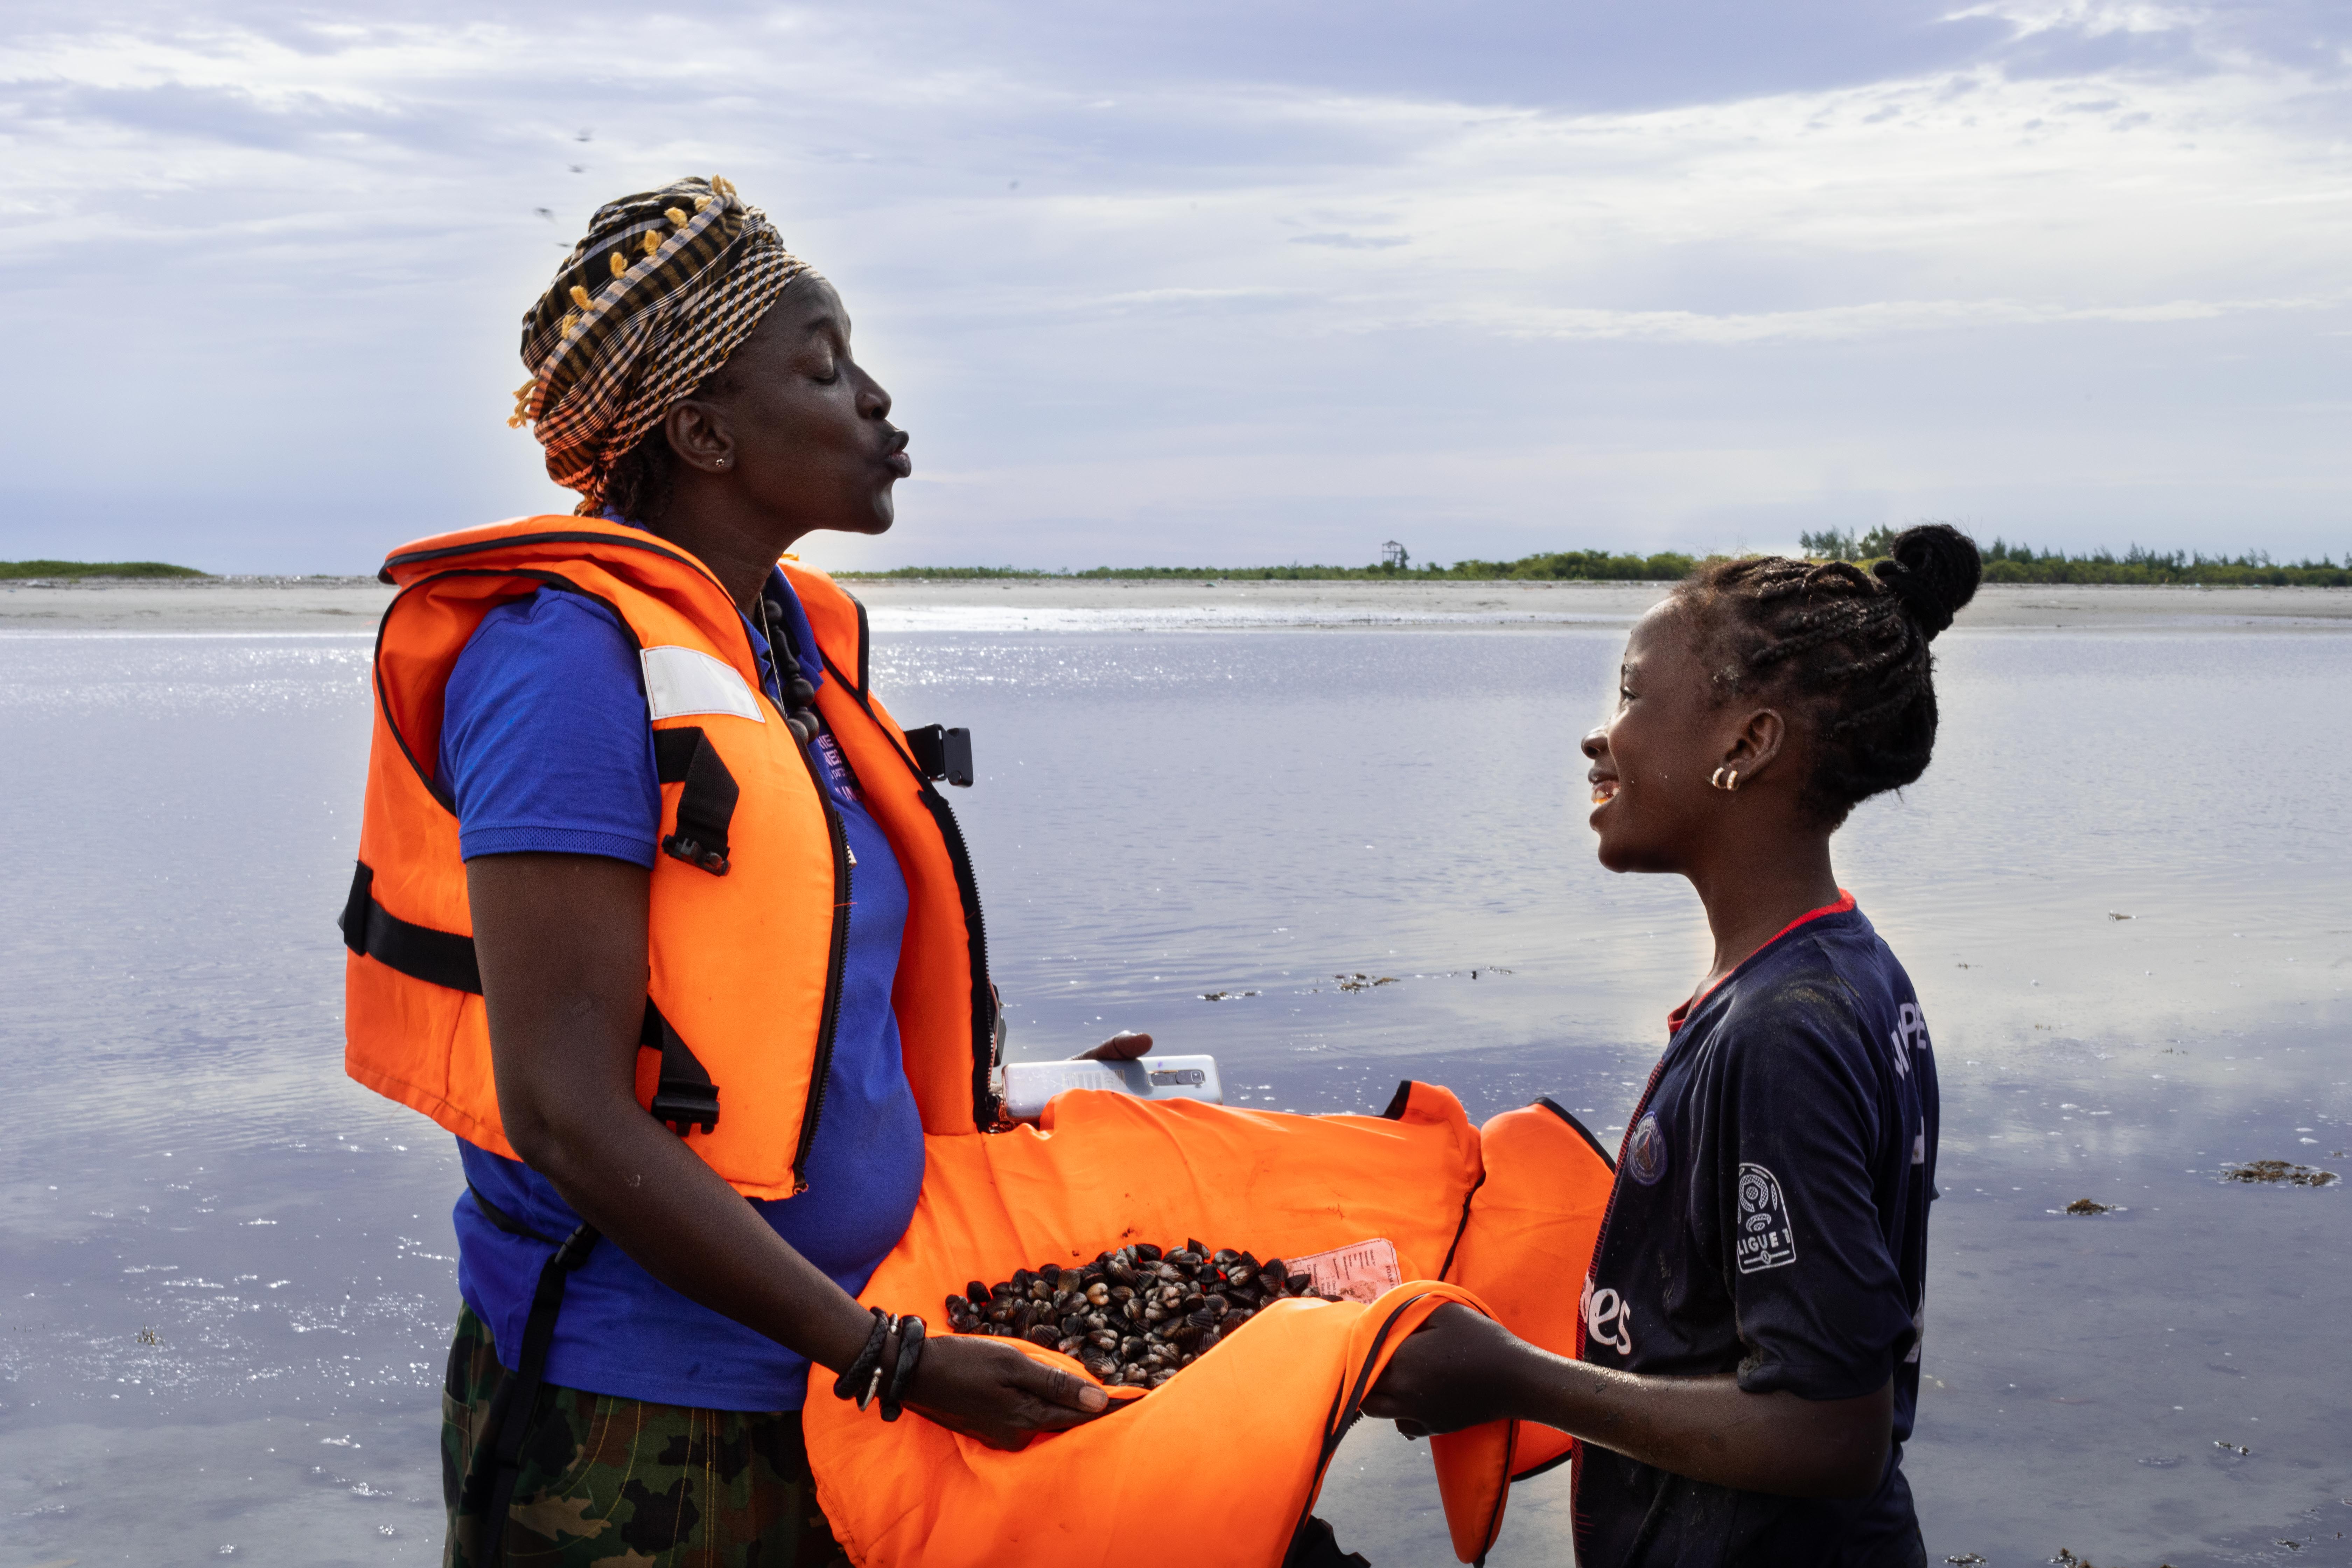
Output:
(1367, 525), (1979, 1567)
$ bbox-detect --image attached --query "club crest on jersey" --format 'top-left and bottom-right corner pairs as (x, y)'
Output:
(1626, 1112), (1668, 1186)
(1734, 1162), (1798, 1274)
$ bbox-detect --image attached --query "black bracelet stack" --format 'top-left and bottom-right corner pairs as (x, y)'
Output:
(879, 1316), (926, 1423)
(832, 1308), (893, 1409)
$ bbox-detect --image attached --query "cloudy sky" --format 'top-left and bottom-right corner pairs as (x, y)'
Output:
(4, 1), (2347, 573)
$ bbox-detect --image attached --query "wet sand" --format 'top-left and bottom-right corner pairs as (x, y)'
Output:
(6, 574), (2348, 633)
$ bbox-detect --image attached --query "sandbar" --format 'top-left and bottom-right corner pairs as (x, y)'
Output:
(3, 574), (2345, 635)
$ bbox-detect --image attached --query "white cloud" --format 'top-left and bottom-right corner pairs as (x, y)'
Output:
(1, 2), (2347, 569)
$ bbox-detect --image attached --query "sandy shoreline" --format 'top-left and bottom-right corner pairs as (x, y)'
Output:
(4, 574), (2347, 634)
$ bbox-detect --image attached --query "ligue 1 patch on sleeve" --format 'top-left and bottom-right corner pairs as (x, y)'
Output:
(1734, 1163), (1798, 1274)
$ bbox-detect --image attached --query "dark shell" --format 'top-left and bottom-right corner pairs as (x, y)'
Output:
(1106, 1259), (1141, 1287)
(1203, 1295), (1230, 1320)
(1134, 1243), (1164, 1263)
(1287, 1273), (1313, 1295)
(1061, 1313), (1088, 1338)
(1149, 1369), (1178, 1388)
(1120, 1335), (1144, 1360)
(1166, 1249), (1202, 1269)
(1186, 1238), (1208, 1258)
(1026, 1324), (1062, 1348)
(1089, 1329), (1120, 1351)
(966, 1280), (990, 1305)
(1212, 1249), (1240, 1267)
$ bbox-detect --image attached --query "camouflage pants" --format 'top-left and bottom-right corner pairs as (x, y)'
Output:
(442, 1306), (850, 1567)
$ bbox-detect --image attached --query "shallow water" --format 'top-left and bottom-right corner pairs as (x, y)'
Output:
(2, 623), (2346, 1567)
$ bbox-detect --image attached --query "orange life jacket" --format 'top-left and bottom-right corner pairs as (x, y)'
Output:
(339, 516), (1002, 1198)
(803, 1083), (1617, 1566)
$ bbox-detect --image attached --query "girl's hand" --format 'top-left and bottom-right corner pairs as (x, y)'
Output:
(1363, 1304), (1525, 1436)
(904, 1334), (1112, 1450)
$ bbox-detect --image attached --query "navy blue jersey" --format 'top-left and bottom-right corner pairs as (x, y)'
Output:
(1573, 897), (1938, 1568)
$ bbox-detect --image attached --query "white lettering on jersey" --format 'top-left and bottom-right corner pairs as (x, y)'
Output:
(1579, 1275), (1634, 1357)
(1888, 1002), (1931, 1078)
(1734, 1163), (1799, 1274)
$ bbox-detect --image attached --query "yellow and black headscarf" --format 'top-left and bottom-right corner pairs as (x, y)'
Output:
(511, 177), (810, 512)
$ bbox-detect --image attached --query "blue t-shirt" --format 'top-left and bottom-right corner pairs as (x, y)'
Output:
(439, 567), (926, 1411)
(1573, 898), (1938, 1568)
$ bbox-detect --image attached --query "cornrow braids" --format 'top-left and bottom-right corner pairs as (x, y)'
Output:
(1672, 524), (1982, 827)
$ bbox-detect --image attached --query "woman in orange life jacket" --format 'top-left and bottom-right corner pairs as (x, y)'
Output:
(1368, 526), (1980, 1567)
(383, 180), (1140, 1564)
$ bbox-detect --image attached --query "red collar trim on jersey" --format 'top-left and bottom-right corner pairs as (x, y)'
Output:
(1667, 889), (1857, 1033)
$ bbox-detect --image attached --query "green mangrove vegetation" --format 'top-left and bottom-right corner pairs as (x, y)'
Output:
(0, 560), (210, 580)
(848, 537), (2350, 587)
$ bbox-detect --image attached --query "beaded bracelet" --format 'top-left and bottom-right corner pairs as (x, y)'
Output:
(830, 1308), (891, 1407)
(879, 1315), (926, 1423)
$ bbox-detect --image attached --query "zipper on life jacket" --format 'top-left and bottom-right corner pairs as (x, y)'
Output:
(819, 605), (1004, 1131)
(786, 715), (854, 1195)
(918, 781), (1003, 1128)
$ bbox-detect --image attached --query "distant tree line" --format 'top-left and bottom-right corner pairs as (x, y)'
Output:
(849, 550), (1704, 583)
(847, 538), (2349, 587)
(1797, 528), (2350, 587)
(0, 560), (208, 580)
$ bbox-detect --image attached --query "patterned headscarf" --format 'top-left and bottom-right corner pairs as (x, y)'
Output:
(509, 176), (810, 512)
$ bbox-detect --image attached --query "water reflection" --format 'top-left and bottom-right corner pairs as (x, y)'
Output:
(2, 626), (2345, 1566)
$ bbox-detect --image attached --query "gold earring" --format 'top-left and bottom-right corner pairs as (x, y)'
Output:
(1727, 769), (1740, 791)
(1710, 767), (1728, 790)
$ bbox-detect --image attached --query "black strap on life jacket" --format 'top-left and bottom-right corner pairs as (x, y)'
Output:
(639, 998), (720, 1136)
(339, 863), (723, 1139)
(339, 861), (483, 994)
(459, 1196), (599, 1568)
(652, 726), (740, 874)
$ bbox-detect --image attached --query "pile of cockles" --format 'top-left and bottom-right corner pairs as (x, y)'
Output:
(943, 1241), (1335, 1389)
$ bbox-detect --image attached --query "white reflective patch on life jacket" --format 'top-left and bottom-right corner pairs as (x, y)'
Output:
(642, 645), (765, 723)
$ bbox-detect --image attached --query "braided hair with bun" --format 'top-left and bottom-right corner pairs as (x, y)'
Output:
(1672, 523), (1981, 827)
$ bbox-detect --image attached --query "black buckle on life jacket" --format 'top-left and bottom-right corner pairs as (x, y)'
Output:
(652, 727), (739, 875)
(640, 1000), (720, 1136)
(904, 723), (974, 787)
